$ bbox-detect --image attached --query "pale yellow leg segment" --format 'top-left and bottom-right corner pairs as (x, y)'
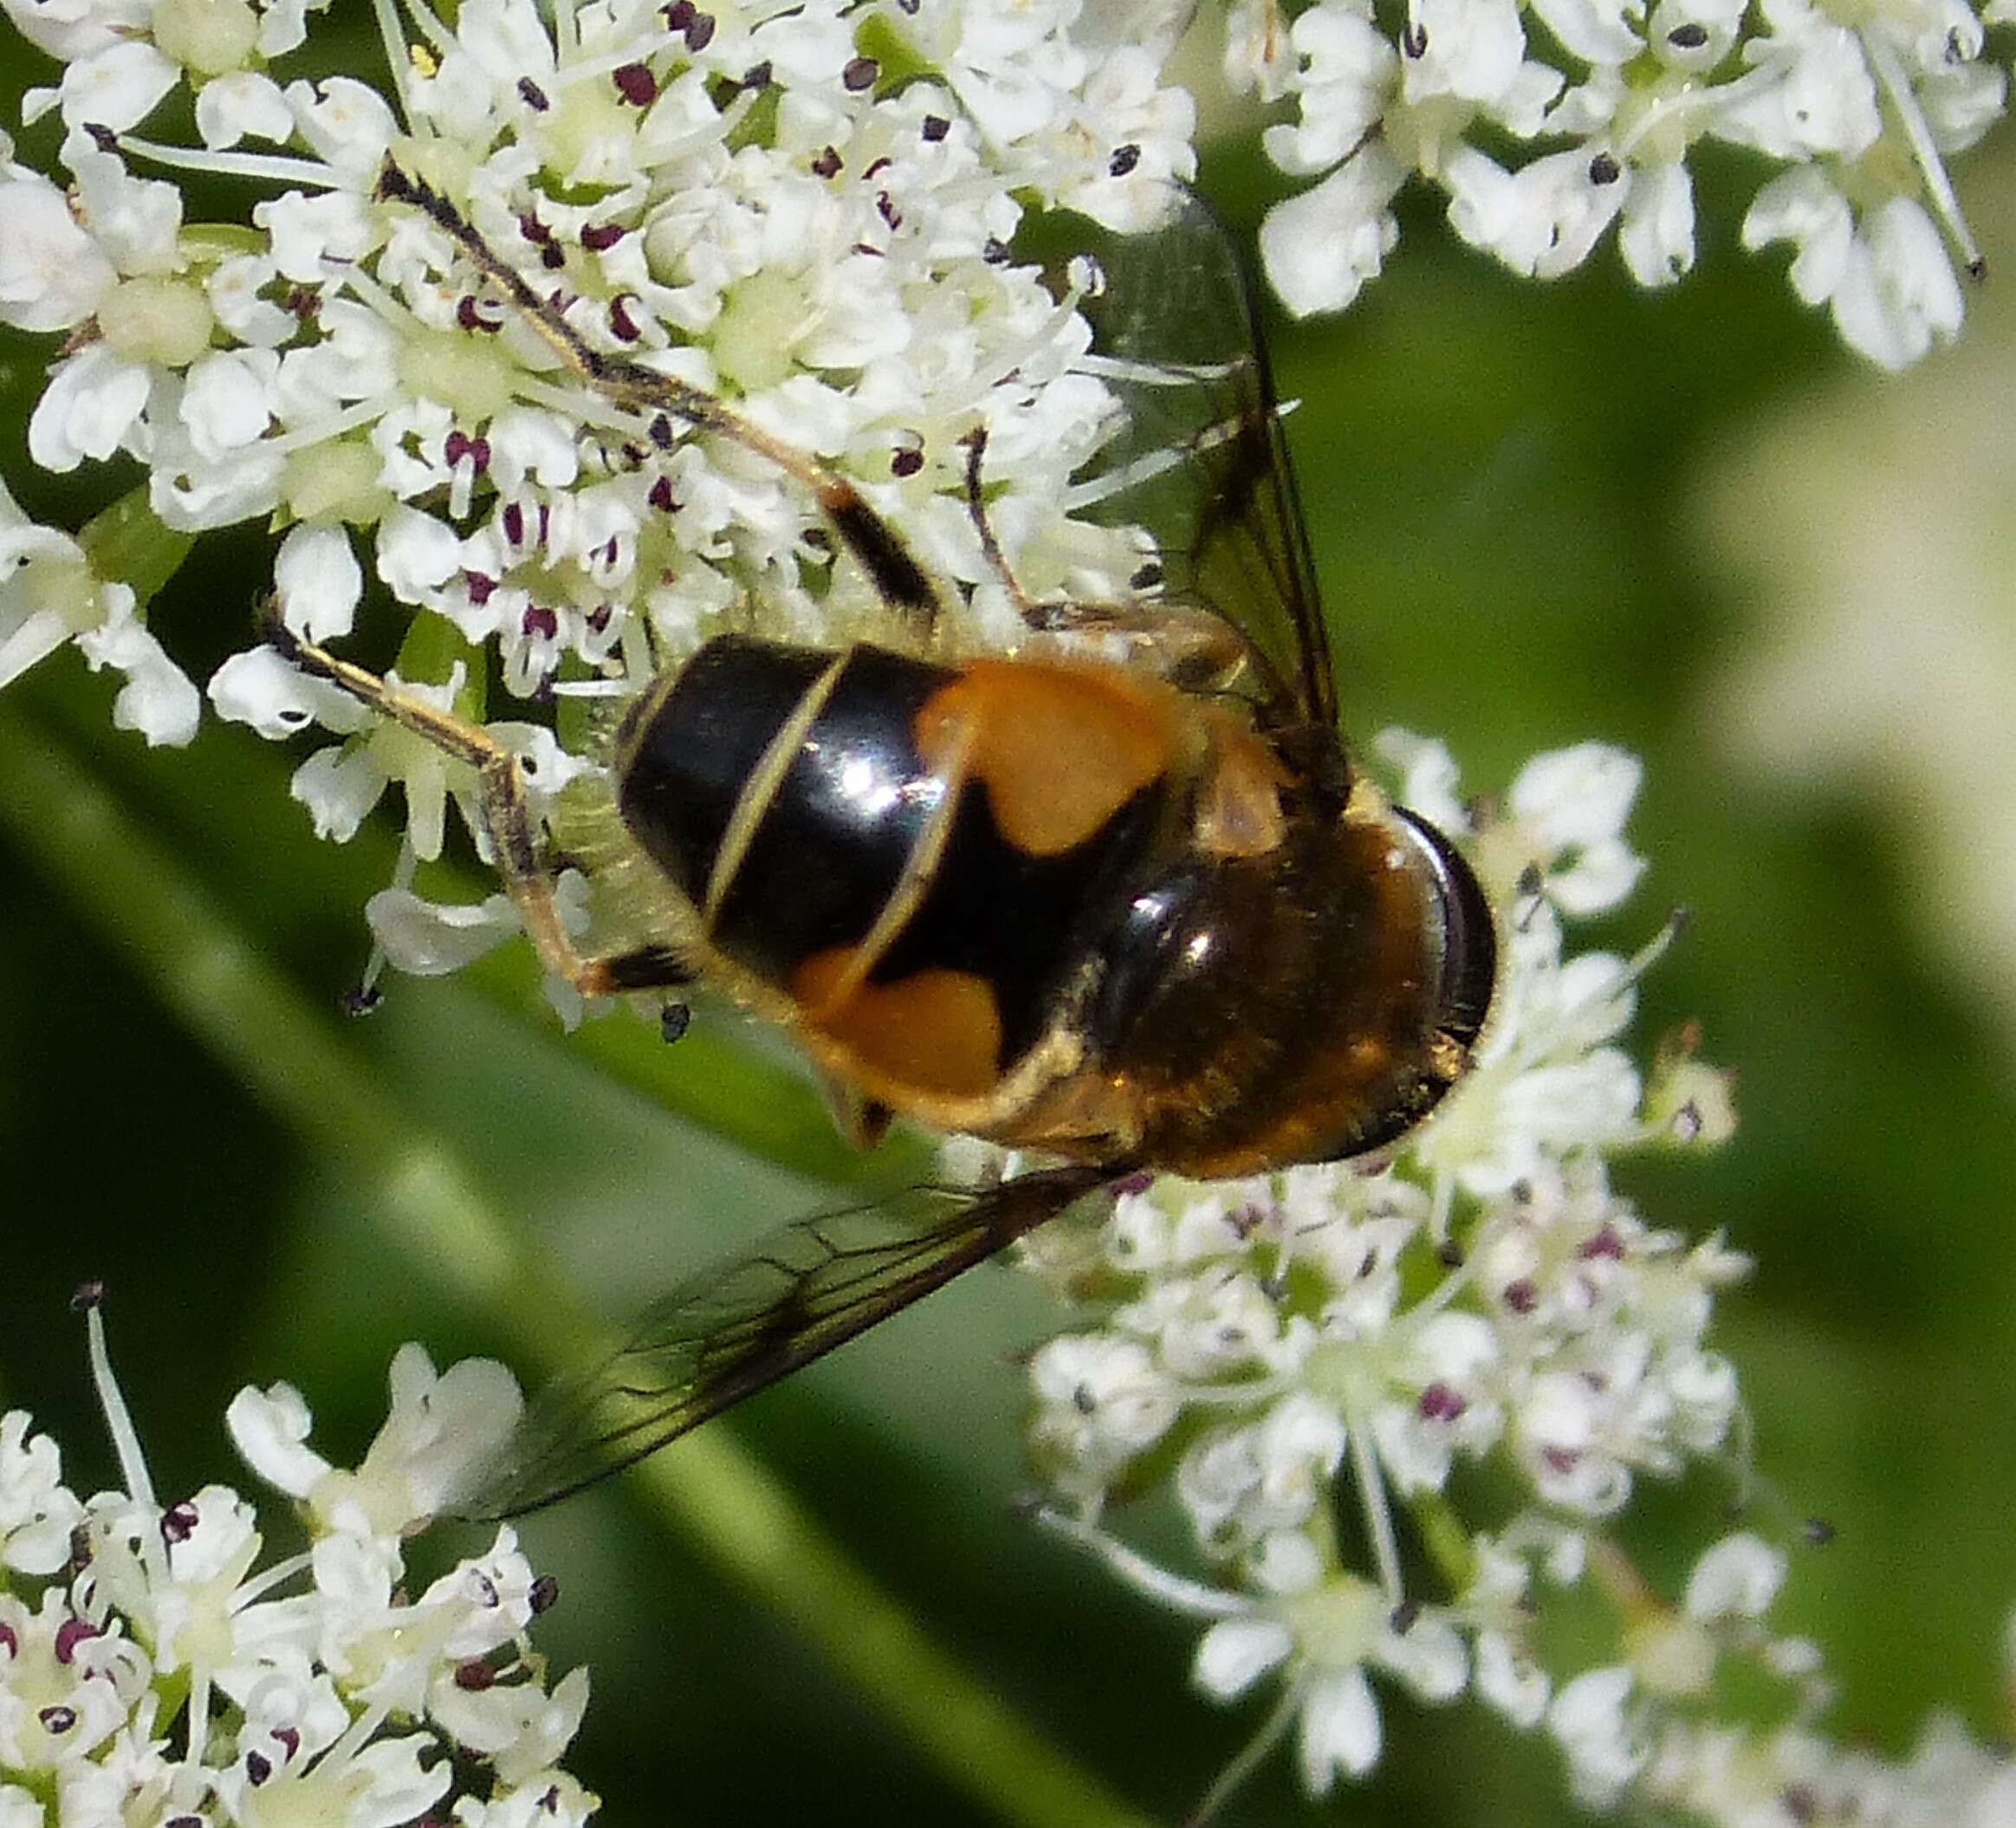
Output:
(270, 617), (679, 999)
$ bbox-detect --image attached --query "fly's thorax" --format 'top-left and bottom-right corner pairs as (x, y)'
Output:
(612, 633), (1196, 1114)
(1083, 789), (1496, 1179)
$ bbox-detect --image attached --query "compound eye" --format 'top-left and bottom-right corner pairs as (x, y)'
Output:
(1390, 804), (1497, 1057)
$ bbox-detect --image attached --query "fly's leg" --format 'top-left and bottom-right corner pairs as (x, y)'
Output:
(377, 162), (944, 645)
(1023, 598), (1248, 695)
(265, 612), (696, 1001)
(961, 427), (1246, 692)
(960, 427), (1043, 626)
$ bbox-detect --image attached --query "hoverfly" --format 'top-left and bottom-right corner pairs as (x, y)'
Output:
(270, 165), (1497, 1516)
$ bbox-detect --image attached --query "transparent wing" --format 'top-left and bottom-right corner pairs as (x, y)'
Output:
(1065, 190), (1339, 739)
(460, 1165), (1112, 1517)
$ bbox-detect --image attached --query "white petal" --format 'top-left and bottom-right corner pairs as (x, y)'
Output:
(1498, 1052), (1642, 1148)
(1549, 1662), (1631, 1740)
(1193, 1617), (1294, 1699)
(486, 407), (581, 493)
(402, 759), (450, 862)
(1508, 741), (1643, 846)
(208, 643), (368, 739)
(1382, 1617), (1467, 1698)
(0, 608), (73, 692)
(1375, 729), (1470, 834)
(1831, 197), (1962, 370)
(146, 435), (285, 530)
(52, 38), (179, 132)
(1743, 165), (1854, 303)
(1258, 143), (1405, 317)
(274, 521), (362, 642)
(1550, 68), (1625, 134)
(1527, 0), (1644, 67)
(376, 506), (463, 603)
(1250, 1529), (1326, 1595)
(1371, 1404), (1452, 1494)
(284, 75), (398, 185)
(1296, 1666), (1381, 1791)
(0, 0), (150, 61)
(76, 614), (199, 744)
(179, 346), (277, 457)
(1547, 1664), (1645, 1805)
(1257, 1391), (1348, 1476)
(1683, 1532), (1786, 1620)
(289, 742), (386, 842)
(1404, 0), (1528, 105)
(0, 169), (115, 331)
(255, 186), (375, 283)
(1444, 146), (1520, 260)
(1520, 1370), (1598, 1450)
(1919, 59), (2006, 152)
(193, 68), (293, 147)
(68, 140), (183, 273)
(207, 254), (295, 347)
(224, 1379), (332, 1496)
(29, 346), (151, 471)
(1533, 151), (1630, 279)
(1714, 26), (1880, 159)
(257, 0), (308, 55)
(343, 1346), (525, 1528)
(1551, 838), (1646, 913)
(308, 1525), (396, 1617)
(1224, 2), (1290, 101)
(330, 1737), (448, 1823)
(1489, 58), (1568, 135)
(1260, 5), (1396, 174)
(1412, 1310), (1497, 1381)
(365, 888), (522, 975)
(1476, 1630), (1550, 1726)
(1619, 161), (1695, 287)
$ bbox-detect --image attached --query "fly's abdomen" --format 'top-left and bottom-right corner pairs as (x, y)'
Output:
(616, 634), (1182, 1102)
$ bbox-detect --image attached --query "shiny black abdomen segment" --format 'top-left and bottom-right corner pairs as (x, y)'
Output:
(619, 636), (1174, 1068)
(872, 776), (1168, 1066)
(707, 643), (955, 977)
(618, 635), (841, 909)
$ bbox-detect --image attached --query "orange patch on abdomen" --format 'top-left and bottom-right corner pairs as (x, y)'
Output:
(794, 949), (1005, 1099)
(914, 659), (1177, 857)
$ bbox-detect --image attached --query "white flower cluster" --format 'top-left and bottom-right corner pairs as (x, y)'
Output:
(0, 1300), (592, 1826)
(1224, 0), (2010, 367)
(1546, 1533), (2016, 1826)
(0, 0), (1193, 956)
(1022, 736), (1760, 1809)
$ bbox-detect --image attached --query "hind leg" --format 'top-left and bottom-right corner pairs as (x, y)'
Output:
(268, 613), (695, 1000)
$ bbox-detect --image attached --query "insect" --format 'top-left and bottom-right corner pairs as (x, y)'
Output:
(272, 165), (1498, 1515)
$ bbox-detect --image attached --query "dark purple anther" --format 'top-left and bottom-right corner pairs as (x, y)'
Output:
(613, 62), (658, 106)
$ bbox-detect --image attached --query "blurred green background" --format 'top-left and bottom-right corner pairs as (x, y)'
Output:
(3, 22), (2016, 1825)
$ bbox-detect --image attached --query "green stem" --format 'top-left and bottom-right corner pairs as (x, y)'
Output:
(0, 703), (1155, 1828)
(77, 487), (195, 611)
(457, 943), (929, 1189)
(1410, 1491), (1478, 1594)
